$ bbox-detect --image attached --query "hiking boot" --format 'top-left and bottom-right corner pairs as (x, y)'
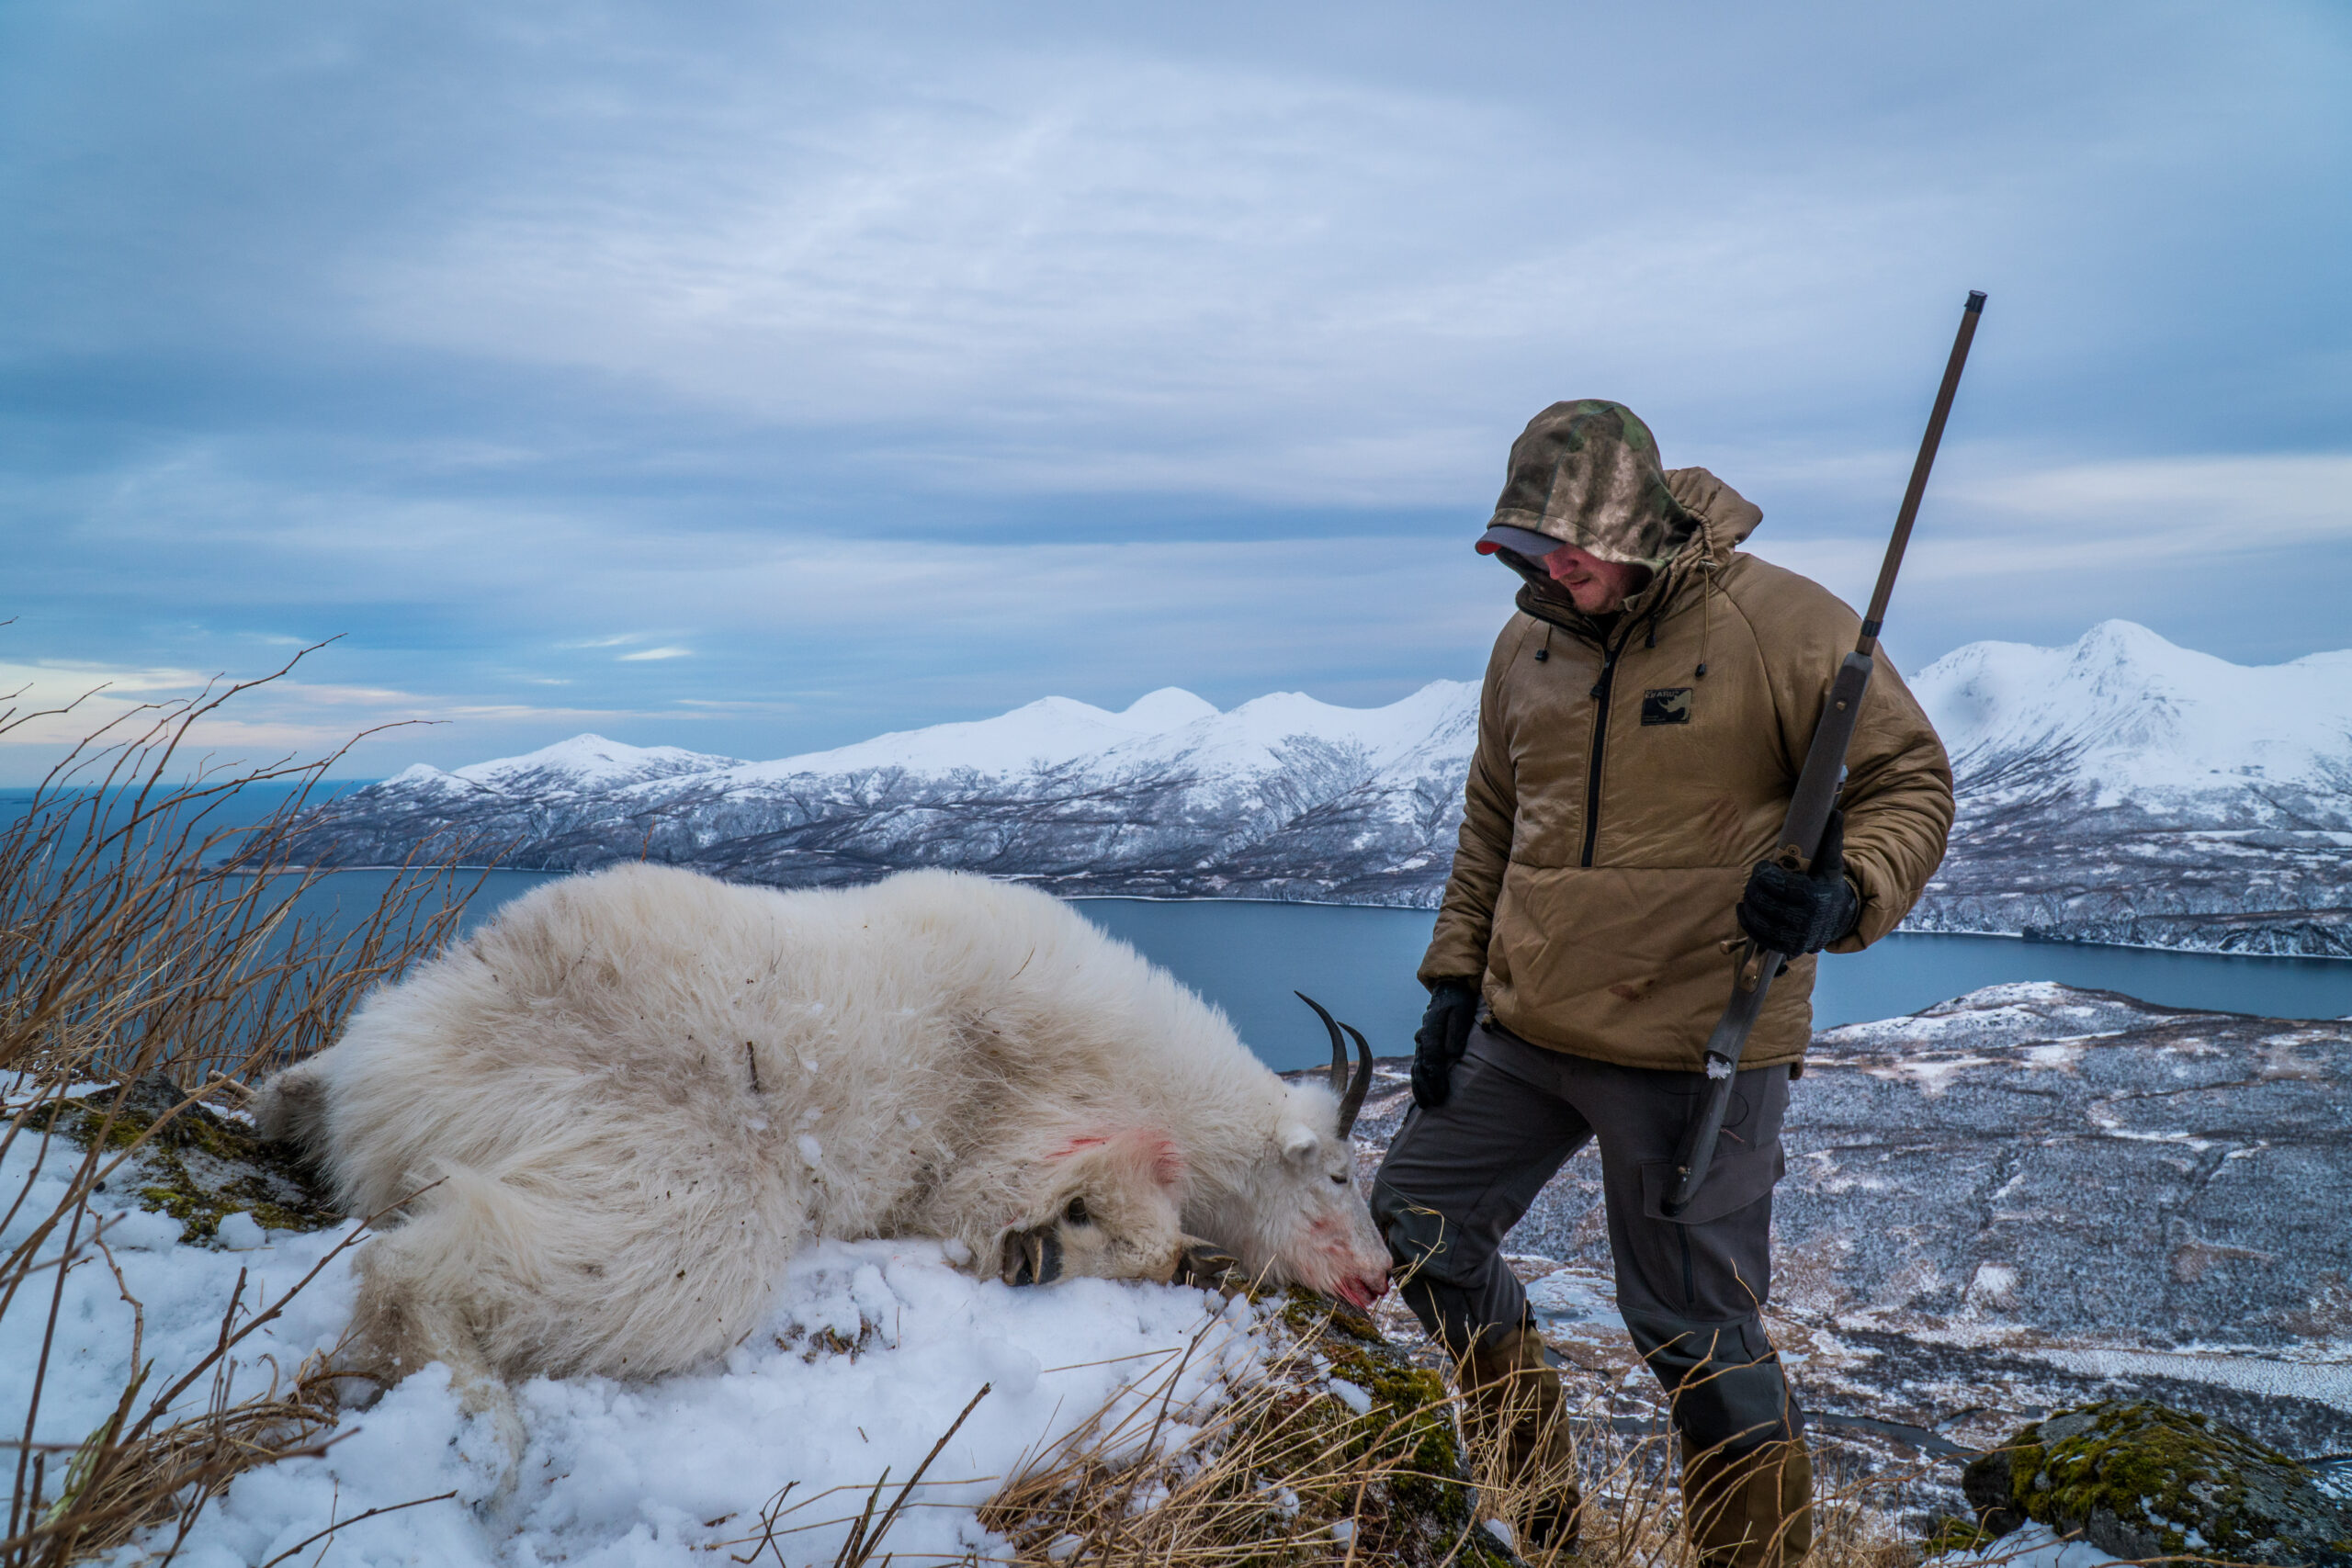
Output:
(1681, 1438), (1814, 1568)
(1460, 1323), (1581, 1550)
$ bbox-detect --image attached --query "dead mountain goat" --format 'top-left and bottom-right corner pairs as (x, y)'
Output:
(257, 864), (1389, 1389)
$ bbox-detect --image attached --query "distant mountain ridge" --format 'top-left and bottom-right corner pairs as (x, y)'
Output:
(285, 623), (2352, 955)
(301, 682), (1482, 905)
(1905, 622), (2352, 955)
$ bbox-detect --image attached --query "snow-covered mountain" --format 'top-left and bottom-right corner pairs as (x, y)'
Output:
(1918, 620), (2352, 795)
(283, 622), (2352, 953)
(1906, 621), (2352, 955)
(290, 682), (1483, 905)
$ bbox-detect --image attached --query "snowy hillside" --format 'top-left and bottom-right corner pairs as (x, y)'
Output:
(1916, 620), (2352, 795)
(1338, 984), (2352, 1527)
(285, 681), (1483, 906)
(1906, 622), (2352, 954)
(282, 623), (2352, 953)
(0, 1144), (1272, 1566)
(17, 986), (2346, 1564)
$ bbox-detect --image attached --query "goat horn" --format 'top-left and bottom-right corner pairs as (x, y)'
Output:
(1294, 992), (1376, 1138)
(1337, 1021), (1374, 1139)
(1294, 991), (1348, 1098)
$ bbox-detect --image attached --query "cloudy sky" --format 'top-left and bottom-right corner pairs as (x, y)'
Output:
(4, 1), (2346, 779)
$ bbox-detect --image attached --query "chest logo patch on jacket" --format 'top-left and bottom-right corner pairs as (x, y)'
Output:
(1641, 688), (1693, 726)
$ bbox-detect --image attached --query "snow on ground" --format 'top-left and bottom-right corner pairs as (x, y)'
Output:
(1927, 1524), (2125, 1567)
(3, 1136), (1267, 1567)
(2025, 1347), (2352, 1415)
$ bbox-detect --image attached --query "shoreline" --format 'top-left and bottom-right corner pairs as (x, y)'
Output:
(217, 863), (2352, 964)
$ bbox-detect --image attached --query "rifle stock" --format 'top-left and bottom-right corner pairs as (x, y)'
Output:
(1661, 290), (1985, 1219)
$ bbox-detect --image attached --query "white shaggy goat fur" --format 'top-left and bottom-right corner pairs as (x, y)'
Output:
(259, 864), (1389, 1394)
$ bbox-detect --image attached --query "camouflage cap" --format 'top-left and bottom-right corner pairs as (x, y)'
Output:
(1476, 400), (1699, 570)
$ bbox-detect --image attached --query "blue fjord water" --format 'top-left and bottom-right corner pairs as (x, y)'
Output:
(11, 782), (2347, 1070)
(246, 869), (2352, 1073)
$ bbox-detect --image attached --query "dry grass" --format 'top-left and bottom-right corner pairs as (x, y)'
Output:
(971, 1308), (1488, 1567)
(1, 650), (479, 1566)
(1471, 1380), (1930, 1568)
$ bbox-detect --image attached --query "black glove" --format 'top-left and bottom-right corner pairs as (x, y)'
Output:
(1736, 807), (1861, 956)
(1411, 979), (1479, 1110)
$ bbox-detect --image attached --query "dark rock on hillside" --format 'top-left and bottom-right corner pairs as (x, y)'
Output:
(1903, 766), (2352, 958)
(1962, 1401), (2352, 1565)
(277, 743), (1472, 908)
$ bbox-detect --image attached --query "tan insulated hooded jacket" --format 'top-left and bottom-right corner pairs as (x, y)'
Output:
(1421, 465), (1955, 1072)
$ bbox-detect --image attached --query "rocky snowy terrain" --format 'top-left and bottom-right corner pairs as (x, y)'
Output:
(1341, 983), (2352, 1469)
(278, 622), (2352, 954)
(10, 982), (2344, 1565)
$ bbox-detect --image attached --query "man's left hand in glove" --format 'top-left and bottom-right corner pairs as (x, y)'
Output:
(1736, 807), (1861, 956)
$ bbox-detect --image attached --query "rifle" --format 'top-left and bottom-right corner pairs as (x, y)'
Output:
(1660, 289), (1986, 1219)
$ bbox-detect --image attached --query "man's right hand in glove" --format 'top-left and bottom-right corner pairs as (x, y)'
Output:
(1411, 979), (1479, 1110)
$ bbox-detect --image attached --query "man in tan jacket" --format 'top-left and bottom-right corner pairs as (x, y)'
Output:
(1371, 400), (1953, 1566)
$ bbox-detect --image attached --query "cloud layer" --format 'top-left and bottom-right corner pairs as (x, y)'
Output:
(2, 1), (2346, 779)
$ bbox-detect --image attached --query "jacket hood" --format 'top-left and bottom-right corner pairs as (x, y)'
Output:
(1485, 400), (1699, 570)
(1502, 465), (1765, 628)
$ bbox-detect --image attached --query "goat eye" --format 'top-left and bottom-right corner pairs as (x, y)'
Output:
(1329, 1174), (1348, 1185)
(1064, 1196), (1091, 1224)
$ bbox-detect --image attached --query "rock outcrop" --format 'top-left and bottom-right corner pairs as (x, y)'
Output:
(1962, 1401), (2352, 1565)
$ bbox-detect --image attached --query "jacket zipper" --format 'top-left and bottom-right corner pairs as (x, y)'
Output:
(1579, 626), (1633, 867)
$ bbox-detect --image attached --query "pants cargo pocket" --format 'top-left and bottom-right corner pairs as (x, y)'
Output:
(1620, 1140), (1782, 1321)
(1638, 1140), (1785, 1229)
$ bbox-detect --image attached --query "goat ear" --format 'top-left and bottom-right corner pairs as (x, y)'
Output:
(1138, 1133), (1186, 1190)
(1106, 1126), (1185, 1189)
(1046, 1127), (1186, 1189)
(1280, 1123), (1318, 1164)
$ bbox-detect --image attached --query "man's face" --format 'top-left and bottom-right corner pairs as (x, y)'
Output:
(1542, 543), (1650, 615)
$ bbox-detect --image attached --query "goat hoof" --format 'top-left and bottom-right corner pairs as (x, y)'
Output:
(1001, 1225), (1064, 1287)
(1173, 1241), (1244, 1296)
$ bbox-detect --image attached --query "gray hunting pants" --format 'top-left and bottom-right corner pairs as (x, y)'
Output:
(1371, 1021), (1804, 1456)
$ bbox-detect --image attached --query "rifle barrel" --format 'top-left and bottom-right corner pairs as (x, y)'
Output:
(1858, 289), (1986, 656)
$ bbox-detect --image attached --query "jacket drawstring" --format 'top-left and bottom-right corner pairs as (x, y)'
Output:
(1692, 519), (1718, 679)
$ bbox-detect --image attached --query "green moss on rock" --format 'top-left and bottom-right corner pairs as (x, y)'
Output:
(34, 1074), (342, 1245)
(1275, 1290), (1518, 1567)
(1962, 1400), (2352, 1565)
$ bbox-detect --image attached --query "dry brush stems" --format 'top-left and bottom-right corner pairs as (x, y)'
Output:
(976, 1304), (1477, 1566)
(2, 651), (486, 1564)
(1473, 1365), (1932, 1568)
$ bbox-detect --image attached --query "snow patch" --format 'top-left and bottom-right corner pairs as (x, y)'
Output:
(1928, 1522), (2127, 1566)
(4, 1122), (1271, 1567)
(2026, 1347), (2352, 1413)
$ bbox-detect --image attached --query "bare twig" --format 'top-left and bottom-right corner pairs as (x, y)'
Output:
(254, 1490), (460, 1568)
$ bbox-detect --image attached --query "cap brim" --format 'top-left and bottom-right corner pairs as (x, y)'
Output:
(1476, 525), (1564, 558)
